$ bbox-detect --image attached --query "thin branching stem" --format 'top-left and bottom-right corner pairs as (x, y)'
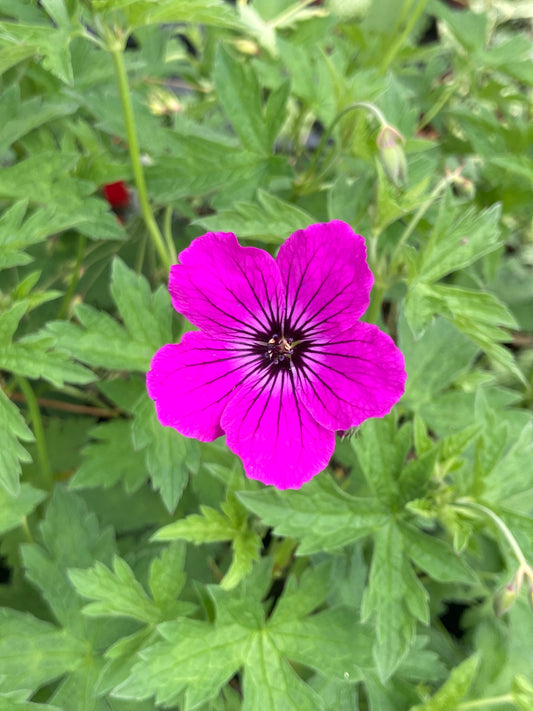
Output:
(16, 376), (53, 490)
(457, 694), (513, 710)
(390, 169), (461, 270)
(305, 101), (388, 182)
(455, 500), (530, 571)
(110, 46), (171, 271)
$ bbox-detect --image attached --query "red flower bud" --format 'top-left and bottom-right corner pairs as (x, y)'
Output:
(103, 181), (130, 210)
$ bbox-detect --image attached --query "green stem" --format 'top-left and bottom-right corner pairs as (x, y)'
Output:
(390, 170), (458, 271)
(305, 102), (388, 182)
(364, 284), (386, 325)
(379, 0), (429, 75)
(457, 694), (513, 710)
(163, 206), (178, 264)
(270, 0), (317, 29)
(16, 376), (53, 490)
(455, 501), (529, 570)
(110, 47), (171, 271)
(57, 234), (86, 319)
(418, 78), (460, 130)
(21, 516), (34, 543)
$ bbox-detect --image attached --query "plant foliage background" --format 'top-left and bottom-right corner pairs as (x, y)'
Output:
(1, 0), (533, 709)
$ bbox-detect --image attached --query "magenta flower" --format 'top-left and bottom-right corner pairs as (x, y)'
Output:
(147, 221), (406, 489)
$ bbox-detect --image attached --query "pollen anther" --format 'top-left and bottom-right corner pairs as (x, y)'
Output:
(265, 334), (295, 365)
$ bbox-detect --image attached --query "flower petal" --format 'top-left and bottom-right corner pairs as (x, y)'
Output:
(147, 331), (259, 441)
(276, 221), (373, 337)
(170, 232), (284, 339)
(221, 370), (335, 489)
(298, 322), (407, 430)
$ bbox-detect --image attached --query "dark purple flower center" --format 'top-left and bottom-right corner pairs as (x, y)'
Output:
(248, 322), (312, 374)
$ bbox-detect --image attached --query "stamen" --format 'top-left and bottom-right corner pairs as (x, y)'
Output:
(264, 333), (296, 367)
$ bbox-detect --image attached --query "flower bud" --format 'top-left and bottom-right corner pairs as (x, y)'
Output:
(377, 124), (408, 188)
(232, 38), (260, 56)
(453, 174), (476, 200)
(148, 88), (182, 116)
(493, 581), (517, 616)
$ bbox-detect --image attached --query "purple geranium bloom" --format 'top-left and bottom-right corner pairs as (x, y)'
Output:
(147, 221), (406, 489)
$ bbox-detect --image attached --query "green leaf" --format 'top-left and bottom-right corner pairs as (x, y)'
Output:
(411, 654), (480, 711)
(0, 301), (94, 387)
(46, 303), (150, 371)
(0, 22), (74, 83)
(264, 80), (291, 147)
(68, 556), (161, 624)
(96, 0), (242, 29)
(353, 415), (411, 505)
(145, 139), (279, 204)
(0, 483), (46, 535)
(0, 43), (35, 76)
(512, 674), (533, 711)
(110, 258), (172, 355)
(413, 198), (502, 283)
(46, 258), (171, 372)
(132, 393), (199, 513)
(405, 282), (521, 379)
(362, 523), (426, 680)
(0, 608), (86, 694)
(483, 421), (533, 512)
(399, 316), (479, 408)
(0, 85), (76, 156)
(148, 542), (188, 610)
(214, 45), (269, 154)
(398, 448), (438, 503)
(153, 492), (261, 589)
(115, 618), (248, 708)
(0, 199), (123, 272)
(195, 189), (315, 243)
(374, 162), (430, 232)
(154, 505), (237, 543)
(0, 332), (95, 387)
(238, 475), (388, 555)
(0, 151), (124, 240)
(0, 688), (60, 711)
(399, 522), (475, 584)
(405, 282), (516, 336)
(21, 486), (115, 631)
(0, 387), (33, 495)
(270, 608), (372, 682)
(70, 419), (147, 493)
(116, 560), (367, 709)
(242, 634), (325, 711)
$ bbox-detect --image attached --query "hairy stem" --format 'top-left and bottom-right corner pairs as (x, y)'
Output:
(10, 391), (120, 419)
(163, 205), (178, 264)
(16, 376), (53, 489)
(455, 500), (530, 570)
(457, 694), (513, 710)
(110, 47), (171, 271)
(305, 102), (388, 182)
(271, 0), (317, 29)
(364, 284), (386, 325)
